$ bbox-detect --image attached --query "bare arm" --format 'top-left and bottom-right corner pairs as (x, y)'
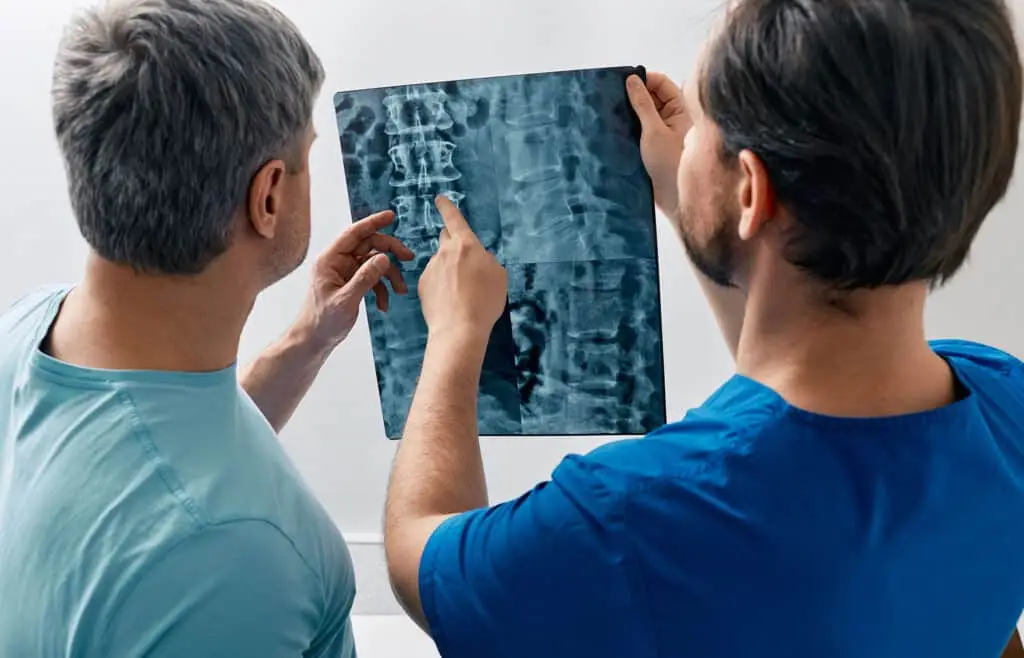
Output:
(240, 324), (331, 433)
(383, 197), (506, 632)
(384, 329), (489, 629)
(241, 210), (414, 434)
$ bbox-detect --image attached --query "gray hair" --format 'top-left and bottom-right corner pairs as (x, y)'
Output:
(52, 0), (325, 275)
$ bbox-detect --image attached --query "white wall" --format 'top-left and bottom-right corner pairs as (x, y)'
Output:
(1, 0), (1022, 620)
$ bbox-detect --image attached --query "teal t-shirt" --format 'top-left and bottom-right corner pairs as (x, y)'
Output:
(0, 287), (356, 657)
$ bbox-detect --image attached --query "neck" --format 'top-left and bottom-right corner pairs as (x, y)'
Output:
(47, 253), (259, 373)
(735, 267), (955, 417)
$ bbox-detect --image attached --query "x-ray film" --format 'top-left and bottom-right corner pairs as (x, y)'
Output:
(334, 66), (666, 439)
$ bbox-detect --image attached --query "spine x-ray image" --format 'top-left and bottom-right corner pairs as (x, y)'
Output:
(334, 66), (666, 439)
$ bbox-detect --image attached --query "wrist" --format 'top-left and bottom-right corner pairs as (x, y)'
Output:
(426, 324), (491, 356)
(282, 318), (335, 366)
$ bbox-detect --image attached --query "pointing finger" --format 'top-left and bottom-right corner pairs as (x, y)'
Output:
(435, 196), (475, 240)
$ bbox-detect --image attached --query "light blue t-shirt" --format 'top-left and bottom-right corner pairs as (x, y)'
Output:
(0, 287), (356, 657)
(420, 339), (1024, 657)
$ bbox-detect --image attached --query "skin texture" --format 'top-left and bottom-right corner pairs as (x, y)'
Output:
(626, 72), (746, 357)
(46, 126), (413, 435)
(241, 208), (413, 431)
(384, 196), (507, 629)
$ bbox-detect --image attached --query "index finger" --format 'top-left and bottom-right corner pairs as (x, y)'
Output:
(434, 196), (474, 239)
(328, 210), (396, 255)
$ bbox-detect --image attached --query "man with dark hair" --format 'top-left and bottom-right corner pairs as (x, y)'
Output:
(384, 1), (1024, 656)
(0, 0), (410, 656)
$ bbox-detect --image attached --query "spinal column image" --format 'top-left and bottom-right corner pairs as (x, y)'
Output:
(335, 66), (666, 438)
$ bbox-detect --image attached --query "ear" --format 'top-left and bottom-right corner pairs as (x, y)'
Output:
(735, 149), (775, 241)
(246, 159), (288, 239)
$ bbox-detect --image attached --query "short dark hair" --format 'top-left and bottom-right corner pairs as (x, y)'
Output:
(700, 0), (1022, 289)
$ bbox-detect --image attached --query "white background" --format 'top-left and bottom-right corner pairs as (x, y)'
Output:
(1, 0), (1022, 651)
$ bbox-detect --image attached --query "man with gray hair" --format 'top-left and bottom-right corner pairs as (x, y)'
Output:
(0, 0), (410, 656)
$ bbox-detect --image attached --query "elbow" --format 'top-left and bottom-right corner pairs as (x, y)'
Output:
(382, 528), (407, 602)
(383, 526), (427, 629)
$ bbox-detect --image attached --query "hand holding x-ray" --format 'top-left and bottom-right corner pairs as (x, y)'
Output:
(295, 210), (415, 350)
(418, 195), (508, 343)
(627, 72), (691, 221)
(335, 66), (667, 437)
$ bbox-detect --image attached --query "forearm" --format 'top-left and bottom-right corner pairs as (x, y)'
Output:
(240, 324), (331, 433)
(383, 329), (489, 628)
(387, 329), (489, 521)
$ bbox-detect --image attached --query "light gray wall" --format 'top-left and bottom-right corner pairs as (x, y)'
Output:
(1, 0), (1021, 617)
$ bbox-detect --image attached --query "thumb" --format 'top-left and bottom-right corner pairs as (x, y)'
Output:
(337, 253), (390, 302)
(626, 75), (661, 130)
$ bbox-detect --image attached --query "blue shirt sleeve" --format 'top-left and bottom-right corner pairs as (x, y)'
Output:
(418, 455), (655, 658)
(101, 519), (353, 658)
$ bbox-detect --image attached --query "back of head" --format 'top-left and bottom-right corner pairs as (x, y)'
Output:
(52, 0), (324, 276)
(700, 0), (1022, 289)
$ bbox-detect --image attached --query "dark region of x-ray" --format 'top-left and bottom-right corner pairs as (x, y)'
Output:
(334, 66), (666, 439)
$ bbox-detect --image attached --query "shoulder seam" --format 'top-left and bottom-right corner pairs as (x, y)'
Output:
(110, 389), (331, 634)
(606, 412), (784, 658)
(101, 518), (328, 652)
(604, 473), (663, 658)
(113, 386), (205, 528)
(572, 458), (672, 658)
(931, 339), (1021, 376)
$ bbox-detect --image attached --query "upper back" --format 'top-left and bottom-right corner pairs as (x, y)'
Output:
(589, 340), (1024, 657)
(0, 287), (353, 657)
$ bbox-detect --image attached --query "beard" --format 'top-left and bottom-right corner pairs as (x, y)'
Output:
(265, 213), (311, 287)
(679, 205), (740, 288)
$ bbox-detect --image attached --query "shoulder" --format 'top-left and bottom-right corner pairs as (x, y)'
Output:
(563, 375), (788, 489)
(417, 379), (785, 658)
(0, 284), (69, 320)
(931, 338), (1022, 376)
(0, 284), (69, 336)
(931, 339), (1024, 410)
(91, 382), (355, 632)
(101, 519), (346, 657)
(122, 396), (356, 618)
(155, 519), (322, 577)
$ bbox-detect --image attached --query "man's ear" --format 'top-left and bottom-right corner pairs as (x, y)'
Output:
(247, 159), (288, 239)
(736, 149), (776, 241)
